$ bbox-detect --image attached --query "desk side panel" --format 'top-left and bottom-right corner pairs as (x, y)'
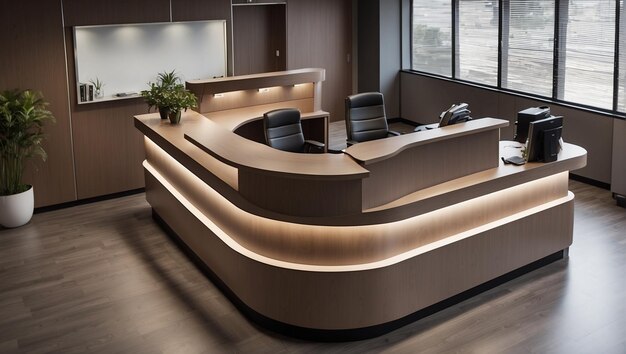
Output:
(146, 168), (574, 330)
(238, 171), (362, 217)
(362, 129), (500, 209)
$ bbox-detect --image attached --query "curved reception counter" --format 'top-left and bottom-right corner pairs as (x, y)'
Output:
(134, 69), (587, 340)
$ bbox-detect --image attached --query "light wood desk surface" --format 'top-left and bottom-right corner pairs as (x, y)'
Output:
(187, 68), (324, 97)
(184, 119), (368, 180)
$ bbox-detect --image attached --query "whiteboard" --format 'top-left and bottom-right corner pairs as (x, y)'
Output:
(74, 20), (227, 101)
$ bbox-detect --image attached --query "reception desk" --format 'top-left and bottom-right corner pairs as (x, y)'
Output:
(134, 69), (587, 340)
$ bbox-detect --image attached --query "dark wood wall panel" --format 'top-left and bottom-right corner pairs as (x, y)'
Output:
(171, 0), (230, 21)
(63, 0), (170, 26)
(287, 0), (353, 122)
(63, 0), (237, 201)
(70, 101), (147, 199)
(64, 30), (146, 199)
(0, 1), (76, 207)
(233, 5), (287, 75)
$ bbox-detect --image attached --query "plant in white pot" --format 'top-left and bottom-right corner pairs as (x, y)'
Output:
(0, 89), (54, 228)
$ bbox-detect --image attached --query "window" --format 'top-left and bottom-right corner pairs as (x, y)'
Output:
(560, 0), (616, 109)
(410, 0), (626, 115)
(618, 0), (625, 112)
(412, 0), (453, 76)
(458, 0), (499, 85)
(503, 0), (555, 96)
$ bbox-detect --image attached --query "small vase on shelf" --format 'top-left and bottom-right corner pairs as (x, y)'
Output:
(90, 78), (104, 99)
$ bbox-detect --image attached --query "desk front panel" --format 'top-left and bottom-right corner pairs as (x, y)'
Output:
(362, 129), (500, 209)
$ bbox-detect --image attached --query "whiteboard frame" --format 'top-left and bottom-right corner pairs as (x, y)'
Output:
(73, 20), (227, 105)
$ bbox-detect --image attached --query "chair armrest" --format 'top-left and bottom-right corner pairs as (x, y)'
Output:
(327, 148), (344, 154)
(388, 130), (401, 136)
(304, 140), (325, 153)
(346, 139), (359, 147)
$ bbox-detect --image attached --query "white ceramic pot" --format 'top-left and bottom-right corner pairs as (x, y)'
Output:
(0, 185), (34, 228)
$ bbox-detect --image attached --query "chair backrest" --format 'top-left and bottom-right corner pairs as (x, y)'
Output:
(263, 108), (305, 152)
(345, 92), (389, 143)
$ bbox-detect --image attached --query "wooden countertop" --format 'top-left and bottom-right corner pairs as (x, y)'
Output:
(185, 116), (369, 180)
(187, 68), (325, 97)
(135, 110), (368, 181)
(136, 111), (587, 225)
(344, 118), (509, 165)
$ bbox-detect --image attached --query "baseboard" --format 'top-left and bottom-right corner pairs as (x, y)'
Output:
(615, 194), (626, 208)
(34, 188), (145, 214)
(569, 173), (610, 190)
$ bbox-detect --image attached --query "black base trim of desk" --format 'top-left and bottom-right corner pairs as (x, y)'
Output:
(153, 209), (565, 342)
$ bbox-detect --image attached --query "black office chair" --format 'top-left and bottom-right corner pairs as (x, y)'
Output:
(345, 92), (400, 146)
(263, 108), (325, 153)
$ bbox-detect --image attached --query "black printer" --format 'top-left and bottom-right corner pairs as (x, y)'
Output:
(514, 106), (551, 143)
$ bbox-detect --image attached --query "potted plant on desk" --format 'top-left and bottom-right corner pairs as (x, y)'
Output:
(141, 70), (181, 119)
(161, 84), (197, 124)
(142, 83), (169, 119)
(0, 89), (55, 228)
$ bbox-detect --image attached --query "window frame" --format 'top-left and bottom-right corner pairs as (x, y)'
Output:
(408, 0), (626, 117)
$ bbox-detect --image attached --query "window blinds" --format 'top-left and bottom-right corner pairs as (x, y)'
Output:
(503, 0), (555, 96)
(412, 0), (453, 76)
(560, 0), (616, 109)
(458, 0), (499, 85)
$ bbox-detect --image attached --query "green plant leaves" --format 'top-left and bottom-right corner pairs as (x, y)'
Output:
(0, 89), (55, 196)
(141, 70), (197, 113)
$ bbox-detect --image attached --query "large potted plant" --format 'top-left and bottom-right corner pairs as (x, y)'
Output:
(0, 89), (55, 228)
(161, 84), (197, 124)
(141, 70), (181, 119)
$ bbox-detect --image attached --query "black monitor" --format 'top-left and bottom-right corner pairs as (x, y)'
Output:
(439, 103), (471, 127)
(514, 106), (551, 143)
(526, 116), (563, 162)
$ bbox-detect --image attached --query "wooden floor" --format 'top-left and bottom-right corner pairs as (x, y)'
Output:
(2, 125), (626, 353)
